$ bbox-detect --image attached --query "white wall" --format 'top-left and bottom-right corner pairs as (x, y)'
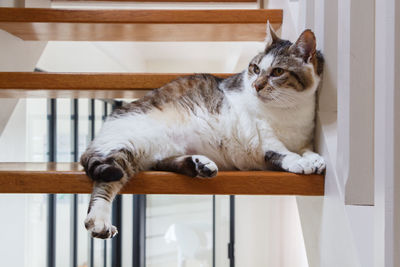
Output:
(236, 196), (308, 267)
(374, 0), (400, 266)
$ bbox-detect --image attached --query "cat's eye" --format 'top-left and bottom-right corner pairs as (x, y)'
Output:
(250, 64), (260, 75)
(271, 68), (285, 77)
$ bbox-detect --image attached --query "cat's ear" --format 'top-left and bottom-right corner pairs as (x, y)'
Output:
(265, 21), (279, 49)
(290, 29), (316, 63)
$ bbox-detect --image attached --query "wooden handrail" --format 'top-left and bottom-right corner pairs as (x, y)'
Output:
(0, 8), (282, 41)
(0, 163), (324, 195)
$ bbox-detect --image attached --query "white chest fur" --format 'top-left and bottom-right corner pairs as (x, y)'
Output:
(263, 98), (316, 152)
(220, 90), (315, 163)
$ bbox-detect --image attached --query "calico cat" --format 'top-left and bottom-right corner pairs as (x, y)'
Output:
(81, 23), (325, 239)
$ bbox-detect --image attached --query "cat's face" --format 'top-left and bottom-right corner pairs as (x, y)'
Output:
(246, 25), (324, 108)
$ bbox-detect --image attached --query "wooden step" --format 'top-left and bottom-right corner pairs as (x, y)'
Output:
(53, 0), (257, 2)
(0, 163), (324, 195)
(0, 72), (232, 98)
(0, 8), (282, 41)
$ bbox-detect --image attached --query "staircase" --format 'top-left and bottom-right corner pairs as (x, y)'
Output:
(0, 8), (282, 41)
(0, 4), (324, 196)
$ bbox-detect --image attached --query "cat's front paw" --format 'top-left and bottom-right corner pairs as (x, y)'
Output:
(302, 152), (326, 174)
(266, 151), (325, 174)
(280, 154), (312, 174)
(191, 155), (218, 178)
(282, 153), (325, 174)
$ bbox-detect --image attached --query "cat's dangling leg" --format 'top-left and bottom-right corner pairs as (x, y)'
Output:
(81, 148), (137, 239)
(84, 180), (126, 239)
(154, 155), (218, 178)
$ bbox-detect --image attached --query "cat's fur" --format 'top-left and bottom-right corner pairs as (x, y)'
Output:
(81, 24), (325, 239)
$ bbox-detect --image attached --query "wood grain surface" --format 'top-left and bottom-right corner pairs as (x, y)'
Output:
(52, 0), (257, 2)
(0, 8), (282, 41)
(0, 8), (282, 23)
(0, 162), (324, 195)
(0, 72), (233, 98)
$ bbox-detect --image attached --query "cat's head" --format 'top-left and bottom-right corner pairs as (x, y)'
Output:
(246, 23), (324, 108)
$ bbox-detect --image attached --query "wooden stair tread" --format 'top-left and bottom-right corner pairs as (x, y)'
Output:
(0, 8), (282, 41)
(0, 72), (233, 98)
(0, 162), (324, 195)
(53, 0), (257, 2)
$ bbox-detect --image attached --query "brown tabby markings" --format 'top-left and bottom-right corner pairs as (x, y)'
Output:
(220, 72), (244, 92)
(111, 74), (225, 118)
(86, 180), (125, 214)
(81, 146), (138, 183)
(153, 156), (198, 177)
(154, 155), (217, 178)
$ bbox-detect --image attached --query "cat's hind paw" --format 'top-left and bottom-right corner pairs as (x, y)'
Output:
(84, 203), (118, 239)
(191, 155), (218, 178)
(85, 216), (118, 239)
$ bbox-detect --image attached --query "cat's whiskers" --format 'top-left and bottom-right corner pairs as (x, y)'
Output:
(267, 89), (299, 108)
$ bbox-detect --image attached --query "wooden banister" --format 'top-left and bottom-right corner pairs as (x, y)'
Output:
(0, 8), (282, 41)
(0, 163), (324, 195)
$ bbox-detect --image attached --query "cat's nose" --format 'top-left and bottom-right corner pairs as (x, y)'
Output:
(253, 82), (266, 92)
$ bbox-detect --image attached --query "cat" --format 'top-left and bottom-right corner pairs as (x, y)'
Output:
(80, 23), (325, 239)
